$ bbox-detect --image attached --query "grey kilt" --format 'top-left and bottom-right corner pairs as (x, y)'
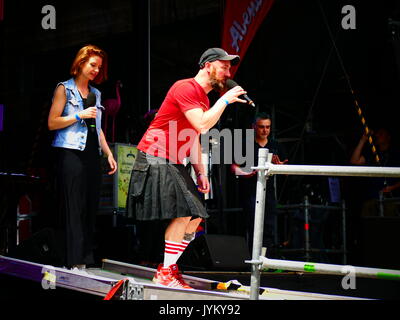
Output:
(126, 151), (209, 221)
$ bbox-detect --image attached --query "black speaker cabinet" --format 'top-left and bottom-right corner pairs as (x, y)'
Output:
(361, 217), (400, 269)
(180, 234), (250, 271)
(8, 228), (63, 266)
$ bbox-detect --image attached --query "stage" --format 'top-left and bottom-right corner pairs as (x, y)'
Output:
(1, 255), (399, 301)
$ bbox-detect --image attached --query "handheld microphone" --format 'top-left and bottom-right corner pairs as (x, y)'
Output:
(226, 79), (255, 107)
(85, 92), (97, 132)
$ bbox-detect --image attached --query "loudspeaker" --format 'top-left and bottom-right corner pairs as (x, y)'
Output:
(9, 228), (63, 266)
(361, 217), (400, 269)
(180, 234), (250, 271)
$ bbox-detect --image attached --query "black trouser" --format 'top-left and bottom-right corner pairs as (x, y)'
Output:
(54, 147), (101, 267)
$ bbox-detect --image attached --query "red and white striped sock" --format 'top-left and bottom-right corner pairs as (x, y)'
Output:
(176, 240), (190, 262)
(163, 240), (184, 268)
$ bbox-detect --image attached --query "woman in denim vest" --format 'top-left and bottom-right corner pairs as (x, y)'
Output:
(48, 45), (117, 269)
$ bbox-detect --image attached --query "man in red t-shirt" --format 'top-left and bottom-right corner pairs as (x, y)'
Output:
(128, 48), (248, 289)
(138, 77), (210, 164)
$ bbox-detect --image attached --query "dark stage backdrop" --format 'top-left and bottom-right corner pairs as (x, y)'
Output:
(0, 0), (399, 266)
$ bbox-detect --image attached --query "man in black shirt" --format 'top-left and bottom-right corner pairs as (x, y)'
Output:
(231, 112), (288, 252)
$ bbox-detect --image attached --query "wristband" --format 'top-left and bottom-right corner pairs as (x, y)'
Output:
(75, 113), (82, 121)
(221, 98), (229, 106)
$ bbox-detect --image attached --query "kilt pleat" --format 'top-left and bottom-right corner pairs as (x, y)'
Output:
(126, 151), (209, 221)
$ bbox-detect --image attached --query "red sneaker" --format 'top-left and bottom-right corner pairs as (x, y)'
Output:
(152, 263), (163, 282)
(153, 264), (193, 289)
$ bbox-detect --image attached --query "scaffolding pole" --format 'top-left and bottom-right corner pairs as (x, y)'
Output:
(255, 163), (400, 178)
(278, 197), (348, 264)
(248, 148), (269, 300)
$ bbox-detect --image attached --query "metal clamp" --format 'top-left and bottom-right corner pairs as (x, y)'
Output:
(245, 259), (263, 270)
(121, 281), (144, 300)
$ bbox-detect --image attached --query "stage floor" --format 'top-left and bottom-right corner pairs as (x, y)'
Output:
(2, 256), (391, 300)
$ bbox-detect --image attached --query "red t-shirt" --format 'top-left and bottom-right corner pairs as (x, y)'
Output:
(137, 78), (209, 164)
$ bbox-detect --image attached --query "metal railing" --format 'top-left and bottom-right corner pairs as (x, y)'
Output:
(260, 256), (400, 280)
(247, 148), (400, 300)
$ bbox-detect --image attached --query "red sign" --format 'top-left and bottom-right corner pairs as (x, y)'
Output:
(221, 0), (275, 76)
(0, 0), (4, 21)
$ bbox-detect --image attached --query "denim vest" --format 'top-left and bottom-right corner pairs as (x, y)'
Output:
(51, 78), (104, 154)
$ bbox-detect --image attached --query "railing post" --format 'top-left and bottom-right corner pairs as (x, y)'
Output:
(304, 196), (311, 262)
(249, 148), (269, 300)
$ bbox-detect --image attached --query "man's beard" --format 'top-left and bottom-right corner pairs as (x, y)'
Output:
(209, 68), (226, 92)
